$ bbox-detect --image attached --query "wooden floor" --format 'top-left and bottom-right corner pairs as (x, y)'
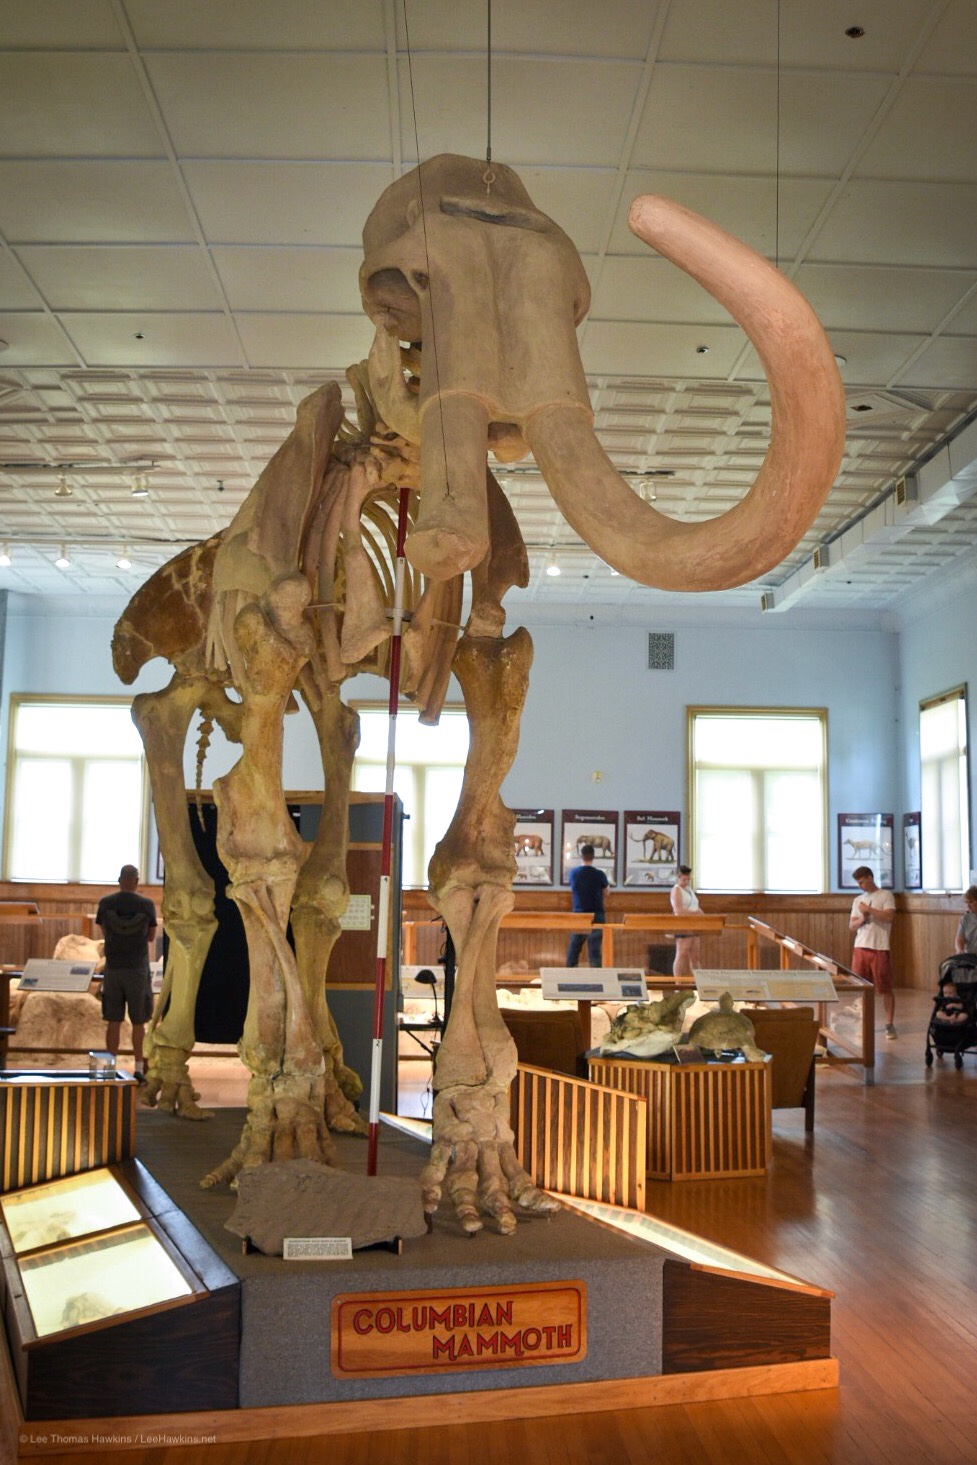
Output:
(13, 989), (977, 1465)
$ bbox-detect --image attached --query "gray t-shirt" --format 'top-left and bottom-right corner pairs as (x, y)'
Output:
(957, 910), (977, 954)
(96, 890), (157, 972)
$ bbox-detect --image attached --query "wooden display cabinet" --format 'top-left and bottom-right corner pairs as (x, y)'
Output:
(588, 1056), (772, 1180)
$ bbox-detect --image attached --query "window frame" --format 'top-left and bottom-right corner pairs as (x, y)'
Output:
(919, 684), (971, 892)
(2, 693), (151, 883)
(686, 705), (829, 894)
(349, 700), (468, 889)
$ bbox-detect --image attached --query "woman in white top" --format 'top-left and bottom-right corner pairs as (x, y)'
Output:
(670, 865), (701, 977)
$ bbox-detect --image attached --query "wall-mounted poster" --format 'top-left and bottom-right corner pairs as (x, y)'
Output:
(623, 810), (681, 887)
(838, 813), (894, 889)
(903, 812), (922, 890)
(512, 808), (555, 886)
(561, 809), (618, 886)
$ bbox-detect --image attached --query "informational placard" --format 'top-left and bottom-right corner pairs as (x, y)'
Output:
(903, 812), (921, 889)
(339, 894), (373, 930)
(695, 969), (839, 1003)
(17, 959), (96, 993)
(512, 807), (554, 886)
(623, 809), (681, 887)
(540, 967), (647, 1001)
(838, 812), (894, 888)
(284, 1237), (353, 1260)
(561, 809), (617, 886)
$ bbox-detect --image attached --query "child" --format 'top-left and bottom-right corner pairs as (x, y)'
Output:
(934, 978), (969, 1026)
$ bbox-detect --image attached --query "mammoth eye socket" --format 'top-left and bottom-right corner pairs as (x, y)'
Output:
(411, 270), (430, 289)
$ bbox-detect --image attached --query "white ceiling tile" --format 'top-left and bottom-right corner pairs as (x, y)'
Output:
(897, 336), (977, 390)
(0, 313), (79, 366)
(794, 263), (977, 334)
(812, 181), (977, 268)
(0, 252), (39, 310)
(591, 257), (731, 324)
(62, 313), (245, 368)
(581, 321), (747, 378)
(16, 246), (223, 311)
(145, 54), (392, 159)
(859, 78), (977, 182)
(0, 55), (161, 157)
(633, 66), (890, 176)
(0, 163), (196, 244)
(0, 0), (122, 47)
(234, 313), (373, 370)
(182, 162), (393, 246)
(126, 0), (387, 49)
(396, 0), (657, 59)
(399, 57), (642, 168)
(211, 247), (363, 312)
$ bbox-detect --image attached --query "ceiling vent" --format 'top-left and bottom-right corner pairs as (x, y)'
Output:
(760, 592), (776, 613)
(812, 545), (829, 572)
(647, 632), (675, 671)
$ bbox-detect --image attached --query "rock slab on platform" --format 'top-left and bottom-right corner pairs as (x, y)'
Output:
(225, 1159), (427, 1254)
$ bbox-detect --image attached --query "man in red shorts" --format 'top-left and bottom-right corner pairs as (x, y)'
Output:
(849, 865), (897, 1039)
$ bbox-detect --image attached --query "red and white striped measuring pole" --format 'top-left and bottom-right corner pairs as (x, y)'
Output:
(367, 484), (412, 1175)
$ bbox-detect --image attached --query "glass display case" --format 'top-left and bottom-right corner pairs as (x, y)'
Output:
(1, 1160), (240, 1421)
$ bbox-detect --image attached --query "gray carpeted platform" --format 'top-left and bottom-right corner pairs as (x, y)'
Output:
(135, 1107), (668, 1406)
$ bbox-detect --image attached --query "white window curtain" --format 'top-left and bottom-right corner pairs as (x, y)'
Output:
(5, 699), (147, 882)
(690, 709), (827, 892)
(920, 689), (970, 890)
(351, 706), (469, 888)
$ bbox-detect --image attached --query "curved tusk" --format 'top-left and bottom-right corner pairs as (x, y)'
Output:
(367, 328), (421, 443)
(525, 195), (846, 592)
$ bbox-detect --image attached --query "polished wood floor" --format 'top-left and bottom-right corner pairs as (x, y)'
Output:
(15, 990), (977, 1465)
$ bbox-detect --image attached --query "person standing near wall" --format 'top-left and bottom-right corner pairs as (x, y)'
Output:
(954, 887), (977, 954)
(849, 864), (897, 1039)
(670, 865), (702, 976)
(96, 864), (157, 1082)
(566, 844), (609, 969)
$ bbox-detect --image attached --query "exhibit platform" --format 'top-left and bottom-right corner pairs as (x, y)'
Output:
(1, 1105), (836, 1457)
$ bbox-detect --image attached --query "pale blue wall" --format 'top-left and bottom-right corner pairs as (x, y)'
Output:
(503, 618), (900, 889)
(2, 592), (911, 890)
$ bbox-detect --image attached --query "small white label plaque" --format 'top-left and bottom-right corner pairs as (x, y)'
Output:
(339, 894), (373, 931)
(283, 1236), (353, 1261)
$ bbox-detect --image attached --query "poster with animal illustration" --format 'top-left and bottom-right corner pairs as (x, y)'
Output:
(623, 810), (681, 886)
(561, 809), (618, 886)
(903, 812), (921, 890)
(838, 812), (894, 889)
(512, 808), (554, 886)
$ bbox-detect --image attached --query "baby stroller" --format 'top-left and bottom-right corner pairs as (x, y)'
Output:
(925, 953), (977, 1069)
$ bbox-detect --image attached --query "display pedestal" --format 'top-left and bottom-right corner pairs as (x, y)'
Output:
(0, 1070), (137, 1193)
(588, 1057), (772, 1180)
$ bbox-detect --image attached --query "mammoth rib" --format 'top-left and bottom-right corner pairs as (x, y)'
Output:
(525, 195), (846, 593)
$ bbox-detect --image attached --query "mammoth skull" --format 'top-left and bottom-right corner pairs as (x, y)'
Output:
(360, 153), (845, 593)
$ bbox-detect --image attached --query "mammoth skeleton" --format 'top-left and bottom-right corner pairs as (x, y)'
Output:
(117, 153), (844, 1235)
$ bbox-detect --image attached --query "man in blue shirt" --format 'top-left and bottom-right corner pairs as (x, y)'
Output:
(566, 844), (609, 968)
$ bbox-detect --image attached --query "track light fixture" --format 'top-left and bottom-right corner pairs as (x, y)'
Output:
(131, 473), (149, 498)
(55, 544), (70, 569)
(116, 546), (132, 570)
(0, 543), (10, 567)
(54, 473), (72, 499)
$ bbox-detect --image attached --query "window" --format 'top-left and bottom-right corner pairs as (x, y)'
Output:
(351, 706), (469, 887)
(920, 687), (970, 891)
(689, 708), (827, 892)
(4, 697), (148, 882)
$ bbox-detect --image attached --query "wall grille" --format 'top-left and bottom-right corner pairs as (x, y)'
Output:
(647, 632), (675, 671)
